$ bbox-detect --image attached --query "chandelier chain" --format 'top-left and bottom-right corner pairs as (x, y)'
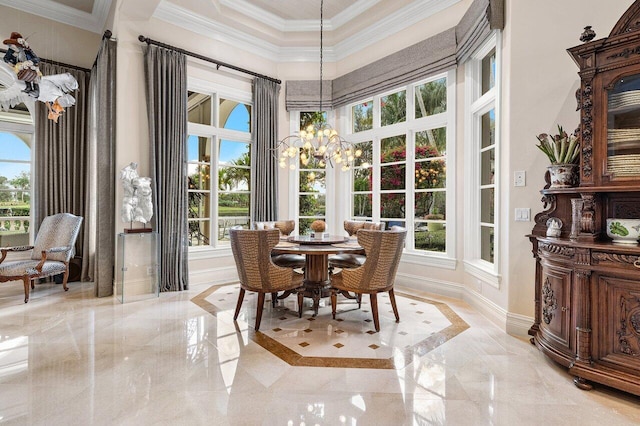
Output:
(319, 0), (323, 114)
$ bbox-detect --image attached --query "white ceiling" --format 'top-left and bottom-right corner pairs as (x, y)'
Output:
(0, 0), (463, 60)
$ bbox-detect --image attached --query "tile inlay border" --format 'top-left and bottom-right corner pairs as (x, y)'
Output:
(191, 283), (470, 369)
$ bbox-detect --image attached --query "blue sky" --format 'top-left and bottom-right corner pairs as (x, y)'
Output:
(0, 132), (30, 180)
(188, 103), (250, 165)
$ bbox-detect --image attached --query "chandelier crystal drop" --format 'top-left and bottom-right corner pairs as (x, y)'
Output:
(276, 0), (361, 172)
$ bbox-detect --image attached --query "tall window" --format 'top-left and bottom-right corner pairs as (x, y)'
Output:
(297, 112), (328, 234)
(0, 103), (33, 248)
(464, 33), (500, 285)
(187, 87), (252, 249)
(346, 70), (456, 263)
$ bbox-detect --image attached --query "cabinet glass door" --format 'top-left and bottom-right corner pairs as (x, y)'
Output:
(607, 73), (640, 179)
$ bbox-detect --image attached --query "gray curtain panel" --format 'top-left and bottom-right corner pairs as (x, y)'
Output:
(456, 0), (505, 62)
(251, 77), (281, 222)
(285, 0), (505, 109)
(34, 62), (90, 278)
(87, 37), (117, 297)
(143, 45), (189, 292)
(285, 79), (332, 111)
(331, 28), (456, 108)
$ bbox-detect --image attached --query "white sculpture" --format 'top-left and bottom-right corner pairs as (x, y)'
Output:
(120, 162), (153, 225)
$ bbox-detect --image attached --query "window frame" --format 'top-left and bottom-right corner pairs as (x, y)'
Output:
(0, 118), (35, 248)
(287, 110), (337, 235)
(463, 32), (502, 287)
(187, 77), (253, 254)
(342, 70), (457, 269)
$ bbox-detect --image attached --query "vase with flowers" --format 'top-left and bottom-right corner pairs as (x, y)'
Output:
(536, 125), (581, 188)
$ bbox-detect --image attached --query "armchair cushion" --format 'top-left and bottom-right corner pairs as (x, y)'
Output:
(31, 213), (83, 262)
(0, 260), (67, 277)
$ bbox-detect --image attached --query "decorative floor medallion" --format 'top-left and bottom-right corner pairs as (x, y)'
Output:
(192, 283), (469, 369)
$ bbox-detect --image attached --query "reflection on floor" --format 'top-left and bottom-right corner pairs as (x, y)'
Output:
(0, 280), (639, 425)
(193, 284), (469, 369)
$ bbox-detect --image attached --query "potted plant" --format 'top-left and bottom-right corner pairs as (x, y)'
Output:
(535, 125), (580, 188)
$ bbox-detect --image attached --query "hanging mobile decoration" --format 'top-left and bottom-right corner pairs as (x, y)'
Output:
(0, 32), (78, 122)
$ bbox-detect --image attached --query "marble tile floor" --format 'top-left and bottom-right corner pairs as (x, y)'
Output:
(0, 280), (639, 425)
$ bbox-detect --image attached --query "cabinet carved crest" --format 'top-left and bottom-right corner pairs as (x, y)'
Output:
(542, 278), (557, 325)
(618, 295), (640, 357)
(539, 242), (575, 257)
(592, 252), (640, 266)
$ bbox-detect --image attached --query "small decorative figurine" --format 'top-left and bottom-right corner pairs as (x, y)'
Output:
(546, 218), (563, 238)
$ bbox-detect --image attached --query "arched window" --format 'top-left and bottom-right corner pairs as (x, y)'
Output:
(0, 124), (34, 247)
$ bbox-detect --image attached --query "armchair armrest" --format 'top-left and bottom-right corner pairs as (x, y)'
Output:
(0, 245), (35, 264)
(46, 246), (72, 254)
(32, 246), (72, 273)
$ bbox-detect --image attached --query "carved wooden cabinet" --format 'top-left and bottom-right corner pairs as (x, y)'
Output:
(529, 1), (640, 396)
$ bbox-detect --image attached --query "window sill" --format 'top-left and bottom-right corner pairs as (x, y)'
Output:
(400, 252), (457, 270)
(463, 259), (501, 289)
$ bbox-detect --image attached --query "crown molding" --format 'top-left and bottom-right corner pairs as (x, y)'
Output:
(0, 0), (112, 34)
(333, 0), (462, 61)
(219, 0), (383, 32)
(154, 1), (281, 59)
(155, 0), (462, 63)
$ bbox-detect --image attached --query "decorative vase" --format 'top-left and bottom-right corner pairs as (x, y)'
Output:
(548, 163), (577, 188)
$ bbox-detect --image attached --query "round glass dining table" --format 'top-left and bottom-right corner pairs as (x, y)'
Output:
(272, 235), (363, 316)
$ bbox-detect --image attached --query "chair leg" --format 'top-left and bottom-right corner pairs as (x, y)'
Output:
(389, 288), (400, 323)
(357, 293), (362, 309)
(330, 290), (337, 319)
(233, 288), (246, 320)
(297, 290), (303, 318)
(62, 267), (70, 291)
(22, 276), (30, 303)
(370, 293), (380, 332)
(271, 292), (278, 308)
(255, 292), (266, 331)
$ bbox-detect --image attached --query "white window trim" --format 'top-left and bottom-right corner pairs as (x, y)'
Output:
(341, 70), (457, 265)
(187, 77), (253, 255)
(463, 31), (502, 288)
(287, 110), (337, 235)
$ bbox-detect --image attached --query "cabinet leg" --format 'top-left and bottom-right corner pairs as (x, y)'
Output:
(573, 376), (593, 391)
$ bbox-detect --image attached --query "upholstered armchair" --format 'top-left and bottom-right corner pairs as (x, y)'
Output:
(329, 228), (406, 332)
(0, 213), (83, 303)
(328, 220), (384, 270)
(230, 228), (304, 331)
(254, 220), (305, 269)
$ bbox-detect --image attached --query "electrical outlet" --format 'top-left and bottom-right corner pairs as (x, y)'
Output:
(515, 208), (530, 221)
(146, 266), (155, 276)
(514, 171), (526, 187)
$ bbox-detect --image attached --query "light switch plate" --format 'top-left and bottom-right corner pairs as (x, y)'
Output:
(515, 208), (530, 221)
(514, 171), (526, 187)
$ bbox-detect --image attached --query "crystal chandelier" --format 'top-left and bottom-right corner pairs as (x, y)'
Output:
(277, 0), (362, 172)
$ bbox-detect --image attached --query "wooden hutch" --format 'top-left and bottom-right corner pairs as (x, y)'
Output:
(528, 1), (640, 396)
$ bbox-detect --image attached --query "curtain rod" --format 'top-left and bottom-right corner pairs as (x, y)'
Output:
(0, 48), (90, 73)
(138, 35), (281, 85)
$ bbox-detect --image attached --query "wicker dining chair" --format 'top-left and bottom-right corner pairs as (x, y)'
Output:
(254, 220), (305, 270)
(230, 228), (304, 331)
(329, 228), (407, 332)
(0, 213), (83, 303)
(328, 220), (384, 270)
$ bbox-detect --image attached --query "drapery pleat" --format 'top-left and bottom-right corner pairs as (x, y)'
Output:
(34, 62), (90, 276)
(251, 78), (280, 222)
(86, 37), (117, 297)
(285, 79), (332, 111)
(456, 0), (505, 63)
(143, 45), (189, 292)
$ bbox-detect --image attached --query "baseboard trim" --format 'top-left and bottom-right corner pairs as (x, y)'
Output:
(395, 272), (533, 339)
(189, 266), (238, 286)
